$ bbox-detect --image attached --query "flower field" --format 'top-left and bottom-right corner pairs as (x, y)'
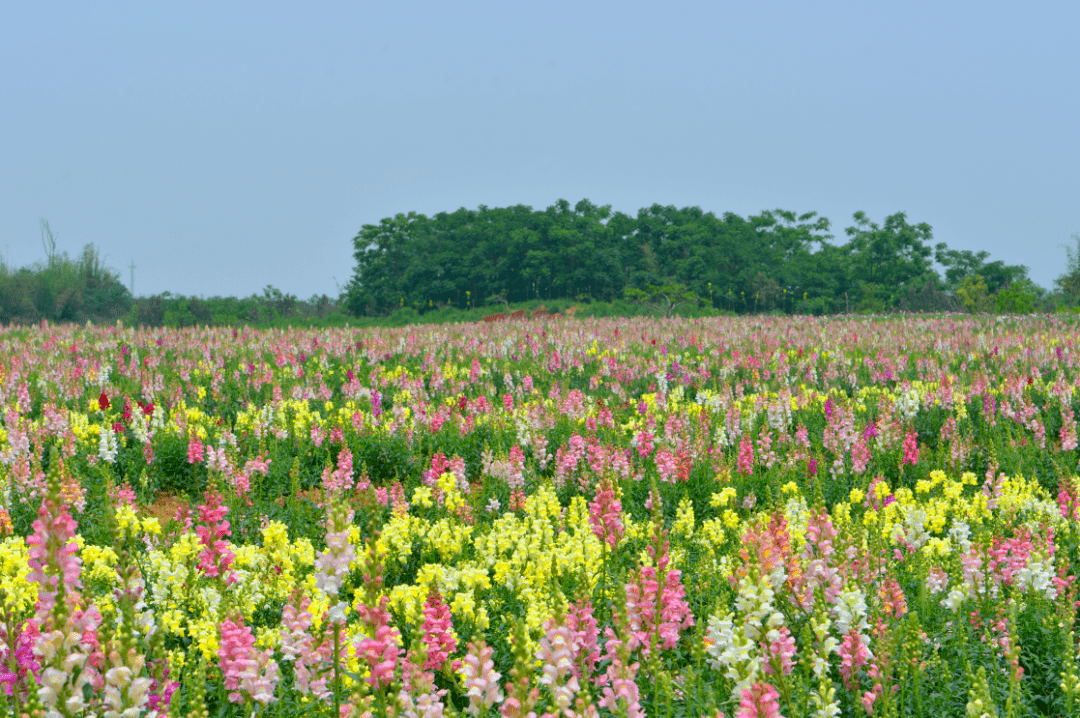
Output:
(4, 315), (1080, 717)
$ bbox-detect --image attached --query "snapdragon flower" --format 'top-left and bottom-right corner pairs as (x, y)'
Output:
(218, 616), (279, 706)
(460, 640), (502, 716)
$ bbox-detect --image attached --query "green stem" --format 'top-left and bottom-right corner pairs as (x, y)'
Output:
(333, 621), (341, 718)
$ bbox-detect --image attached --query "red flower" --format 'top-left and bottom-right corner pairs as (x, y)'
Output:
(98, 391), (110, 411)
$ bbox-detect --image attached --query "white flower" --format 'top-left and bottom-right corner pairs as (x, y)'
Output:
(99, 426), (119, 464)
(1015, 557), (1057, 600)
(949, 521), (972, 553)
(327, 602), (348, 623)
(832, 587), (868, 635)
(105, 666), (132, 688)
(926, 567), (949, 595)
(942, 587), (967, 611)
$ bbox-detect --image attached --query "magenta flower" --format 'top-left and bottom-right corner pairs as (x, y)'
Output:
(902, 429), (919, 466)
(737, 434), (755, 476)
(353, 597), (401, 690)
(420, 588), (457, 671)
(0, 621), (39, 698)
(195, 490), (235, 582)
(187, 434), (204, 464)
(588, 476), (624, 549)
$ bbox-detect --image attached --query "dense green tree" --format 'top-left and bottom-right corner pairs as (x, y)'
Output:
(841, 212), (937, 311)
(934, 243), (1028, 295)
(343, 201), (1038, 317)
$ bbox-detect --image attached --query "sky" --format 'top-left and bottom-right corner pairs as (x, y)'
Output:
(2, 1), (1078, 299)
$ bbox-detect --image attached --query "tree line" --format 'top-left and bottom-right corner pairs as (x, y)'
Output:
(4, 209), (1079, 327)
(344, 199), (1056, 317)
(0, 221), (343, 327)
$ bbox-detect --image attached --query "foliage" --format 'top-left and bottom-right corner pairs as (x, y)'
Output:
(0, 219), (133, 324)
(623, 282), (701, 317)
(345, 200), (1035, 317)
(128, 288), (345, 328)
(995, 278), (1040, 314)
(1056, 232), (1080, 299)
(957, 275), (993, 313)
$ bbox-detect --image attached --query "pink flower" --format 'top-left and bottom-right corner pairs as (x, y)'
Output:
(0, 621), (40, 697)
(187, 434), (204, 464)
(536, 619), (578, 711)
(219, 617), (279, 706)
(353, 597), (401, 689)
(851, 434), (871, 474)
(623, 521), (694, 656)
(738, 434), (755, 476)
(598, 652), (643, 718)
(279, 591), (341, 699)
(588, 477), (624, 549)
(862, 684), (884, 715)
(26, 502), (82, 620)
(1062, 407), (1078, 452)
(761, 625), (797, 676)
(655, 448), (677, 483)
(737, 682), (783, 718)
(902, 429), (919, 466)
(195, 491), (235, 582)
(839, 629), (871, 691)
(926, 566), (949, 594)
(566, 599), (600, 680)
(27, 477), (102, 717)
(356, 624), (402, 689)
(460, 641), (502, 716)
(420, 588), (457, 671)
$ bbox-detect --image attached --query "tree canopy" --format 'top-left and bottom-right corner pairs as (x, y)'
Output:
(344, 200), (1033, 316)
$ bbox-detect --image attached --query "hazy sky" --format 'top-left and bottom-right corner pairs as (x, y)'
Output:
(3, 1), (1077, 299)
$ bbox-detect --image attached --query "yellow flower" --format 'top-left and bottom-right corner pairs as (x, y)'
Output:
(0, 538), (35, 612)
(116, 504), (141, 536)
(161, 609), (186, 636)
(832, 502), (852, 526)
(168, 649), (186, 677)
(698, 518), (726, 555)
(449, 591), (477, 622)
(190, 619), (220, 661)
(673, 497), (695, 539)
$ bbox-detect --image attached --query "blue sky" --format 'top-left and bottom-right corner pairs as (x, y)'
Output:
(2, 1), (1077, 299)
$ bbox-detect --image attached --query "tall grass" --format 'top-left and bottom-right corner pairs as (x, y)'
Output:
(0, 220), (132, 324)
